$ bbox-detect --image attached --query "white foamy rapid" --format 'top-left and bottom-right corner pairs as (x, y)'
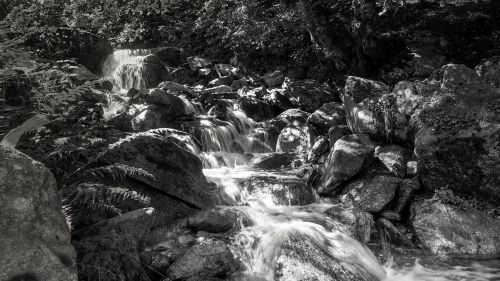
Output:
(102, 49), (152, 93)
(102, 49), (500, 281)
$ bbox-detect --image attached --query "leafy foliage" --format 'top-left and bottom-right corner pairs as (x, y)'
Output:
(0, 114), (49, 148)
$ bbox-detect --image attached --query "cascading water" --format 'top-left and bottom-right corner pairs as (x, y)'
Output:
(102, 49), (500, 281)
(102, 49), (152, 93)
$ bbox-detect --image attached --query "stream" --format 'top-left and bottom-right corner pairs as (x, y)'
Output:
(102, 49), (500, 281)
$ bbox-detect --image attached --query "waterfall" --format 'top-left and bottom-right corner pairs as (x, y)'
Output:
(102, 49), (152, 93)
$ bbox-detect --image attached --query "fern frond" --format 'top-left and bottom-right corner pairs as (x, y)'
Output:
(0, 113), (49, 148)
(82, 164), (155, 182)
(70, 182), (151, 207)
(61, 199), (73, 230)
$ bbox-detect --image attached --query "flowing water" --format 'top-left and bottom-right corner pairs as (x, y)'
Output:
(103, 49), (500, 281)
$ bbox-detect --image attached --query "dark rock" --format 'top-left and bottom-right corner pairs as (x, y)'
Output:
(140, 54), (168, 88)
(168, 239), (242, 280)
(316, 134), (374, 195)
(398, 64), (500, 204)
(92, 130), (215, 216)
(144, 89), (188, 117)
(342, 173), (401, 214)
(307, 102), (346, 134)
(151, 47), (184, 67)
(308, 137), (330, 164)
(374, 145), (406, 178)
(325, 204), (374, 243)
(263, 90), (295, 115)
(238, 96), (273, 122)
(412, 200), (500, 255)
(343, 76), (408, 142)
(250, 152), (293, 169)
(231, 79), (249, 90)
(73, 208), (156, 281)
(0, 147), (77, 281)
(328, 125), (351, 146)
(377, 218), (413, 246)
(187, 209), (233, 233)
(262, 69), (285, 87)
(393, 178), (420, 215)
(282, 79), (336, 112)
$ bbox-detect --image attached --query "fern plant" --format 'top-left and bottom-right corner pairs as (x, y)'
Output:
(0, 113), (49, 148)
(61, 163), (154, 229)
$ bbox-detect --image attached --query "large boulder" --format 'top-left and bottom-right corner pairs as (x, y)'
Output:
(316, 134), (374, 195)
(73, 208), (156, 281)
(343, 76), (408, 142)
(307, 102), (346, 134)
(282, 79), (337, 112)
(276, 123), (316, 161)
(374, 145), (406, 178)
(91, 130), (215, 217)
(396, 63), (500, 204)
(145, 89), (188, 117)
(342, 173), (401, 214)
(325, 203), (374, 243)
(412, 200), (500, 255)
(238, 96), (274, 121)
(0, 147), (77, 281)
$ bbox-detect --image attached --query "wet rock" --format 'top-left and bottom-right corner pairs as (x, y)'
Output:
(144, 89), (188, 117)
(374, 145), (406, 178)
(406, 161), (418, 177)
(187, 209), (233, 233)
(250, 152), (293, 169)
(238, 96), (273, 122)
(377, 218), (413, 246)
(187, 56), (212, 70)
(328, 125), (352, 146)
(0, 147), (77, 281)
(316, 134), (374, 195)
(307, 102), (346, 134)
(276, 123), (316, 161)
(275, 237), (379, 281)
(262, 69), (285, 87)
(308, 137), (330, 164)
(130, 105), (163, 131)
(168, 239), (242, 280)
(412, 200), (500, 255)
(343, 76), (408, 142)
(342, 173), (401, 214)
(282, 79), (336, 112)
(325, 204), (374, 243)
(240, 175), (315, 206)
